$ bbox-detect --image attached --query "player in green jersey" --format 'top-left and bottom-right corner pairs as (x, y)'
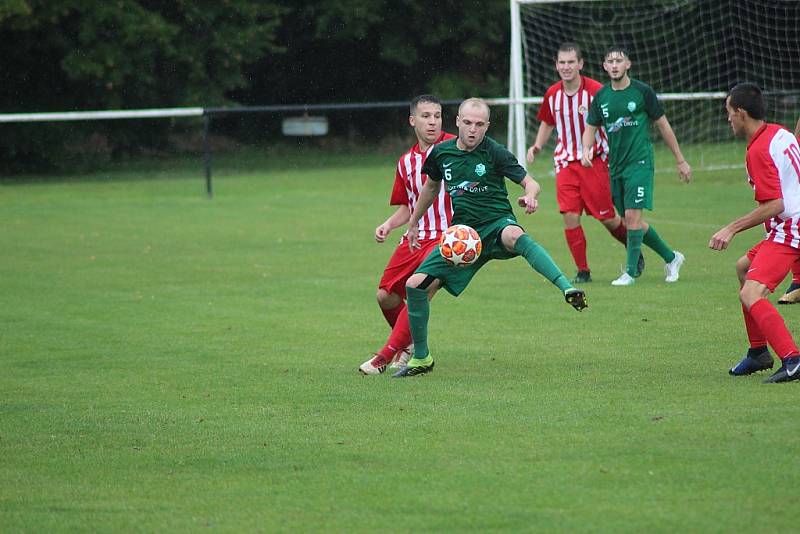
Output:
(581, 46), (691, 286)
(392, 98), (587, 378)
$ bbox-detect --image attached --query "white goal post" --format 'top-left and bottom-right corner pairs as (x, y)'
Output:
(508, 0), (800, 170)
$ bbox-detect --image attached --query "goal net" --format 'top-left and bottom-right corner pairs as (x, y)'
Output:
(508, 0), (800, 171)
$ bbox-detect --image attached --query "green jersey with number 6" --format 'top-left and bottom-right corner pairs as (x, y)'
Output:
(587, 78), (664, 176)
(421, 136), (527, 229)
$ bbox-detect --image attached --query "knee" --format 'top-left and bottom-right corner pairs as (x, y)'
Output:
(406, 273), (426, 291)
(406, 273), (439, 295)
(735, 256), (750, 283)
(740, 282), (768, 309)
(563, 212), (581, 229)
(376, 288), (400, 308)
(503, 226), (525, 250)
(601, 216), (621, 230)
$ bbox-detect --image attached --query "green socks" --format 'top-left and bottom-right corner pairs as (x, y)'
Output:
(514, 234), (572, 292)
(405, 285), (430, 359)
(626, 228), (644, 276)
(642, 225), (676, 263)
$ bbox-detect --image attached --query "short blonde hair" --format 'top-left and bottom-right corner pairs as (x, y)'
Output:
(458, 97), (491, 120)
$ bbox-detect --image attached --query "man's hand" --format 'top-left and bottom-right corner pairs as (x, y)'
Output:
(526, 144), (542, 163)
(581, 151), (593, 168)
(407, 221), (420, 250)
(677, 160), (692, 183)
(375, 223), (391, 243)
(517, 195), (539, 214)
(709, 226), (735, 251)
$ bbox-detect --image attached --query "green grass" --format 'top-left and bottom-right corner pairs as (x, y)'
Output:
(2, 148), (800, 532)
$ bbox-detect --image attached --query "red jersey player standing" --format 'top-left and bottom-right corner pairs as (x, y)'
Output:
(359, 95), (455, 375)
(527, 42), (643, 283)
(710, 82), (800, 383)
(776, 115), (800, 304)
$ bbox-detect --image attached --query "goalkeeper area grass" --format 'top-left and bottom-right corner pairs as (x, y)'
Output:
(2, 146), (798, 531)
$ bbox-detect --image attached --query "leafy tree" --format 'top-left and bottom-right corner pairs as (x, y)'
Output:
(0, 1), (285, 170)
(237, 0), (510, 104)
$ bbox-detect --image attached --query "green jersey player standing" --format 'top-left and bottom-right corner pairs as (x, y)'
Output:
(582, 46), (691, 286)
(393, 98), (587, 378)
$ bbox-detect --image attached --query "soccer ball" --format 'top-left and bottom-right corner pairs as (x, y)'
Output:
(439, 224), (482, 267)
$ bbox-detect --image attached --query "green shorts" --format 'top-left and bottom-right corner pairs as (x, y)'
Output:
(415, 216), (522, 297)
(611, 161), (654, 213)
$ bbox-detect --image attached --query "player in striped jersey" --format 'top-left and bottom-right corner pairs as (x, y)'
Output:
(710, 83), (800, 382)
(394, 98), (587, 378)
(360, 95), (456, 375)
(527, 43), (641, 283)
(776, 116), (800, 304)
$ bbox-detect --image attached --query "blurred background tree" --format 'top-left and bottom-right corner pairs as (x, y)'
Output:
(0, 0), (510, 171)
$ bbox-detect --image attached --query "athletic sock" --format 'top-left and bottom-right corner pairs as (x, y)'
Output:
(625, 228), (644, 277)
(514, 233), (572, 292)
(376, 307), (412, 361)
(380, 302), (403, 328)
(642, 225), (676, 263)
(749, 298), (800, 359)
(564, 226), (589, 271)
(405, 286), (430, 359)
(742, 303), (767, 348)
(610, 221), (628, 245)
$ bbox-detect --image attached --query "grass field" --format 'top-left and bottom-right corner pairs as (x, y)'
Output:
(2, 146), (800, 532)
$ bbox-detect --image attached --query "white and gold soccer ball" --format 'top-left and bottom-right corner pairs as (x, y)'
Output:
(439, 224), (482, 267)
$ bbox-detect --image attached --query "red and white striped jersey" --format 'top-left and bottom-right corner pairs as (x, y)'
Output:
(537, 76), (609, 170)
(746, 123), (800, 248)
(390, 132), (456, 241)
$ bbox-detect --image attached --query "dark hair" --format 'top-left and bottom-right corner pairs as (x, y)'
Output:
(728, 82), (765, 120)
(410, 94), (441, 115)
(604, 45), (630, 60)
(557, 42), (583, 61)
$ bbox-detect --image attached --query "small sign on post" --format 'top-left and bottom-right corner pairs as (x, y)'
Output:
(281, 115), (328, 136)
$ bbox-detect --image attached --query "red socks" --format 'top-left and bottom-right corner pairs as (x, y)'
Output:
(748, 299), (800, 359)
(741, 303), (767, 348)
(610, 221), (628, 245)
(375, 306), (413, 363)
(564, 226), (588, 271)
(380, 302), (404, 328)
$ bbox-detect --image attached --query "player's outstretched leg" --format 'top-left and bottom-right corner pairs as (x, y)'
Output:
(564, 288), (588, 311)
(513, 232), (588, 311)
(729, 346), (774, 376)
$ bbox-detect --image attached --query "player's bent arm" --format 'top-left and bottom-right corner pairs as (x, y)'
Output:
(407, 178), (441, 249)
(375, 205), (411, 243)
(654, 116), (691, 183)
(709, 198), (784, 251)
(795, 117), (800, 140)
(517, 175), (541, 214)
(580, 125), (597, 167)
(527, 122), (554, 163)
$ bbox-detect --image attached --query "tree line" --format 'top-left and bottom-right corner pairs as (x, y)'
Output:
(0, 0), (509, 170)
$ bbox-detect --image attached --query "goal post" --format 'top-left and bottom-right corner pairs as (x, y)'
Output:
(508, 0), (800, 171)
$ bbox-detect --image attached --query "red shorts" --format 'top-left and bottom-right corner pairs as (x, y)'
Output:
(745, 240), (800, 291)
(378, 237), (440, 298)
(556, 159), (615, 220)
